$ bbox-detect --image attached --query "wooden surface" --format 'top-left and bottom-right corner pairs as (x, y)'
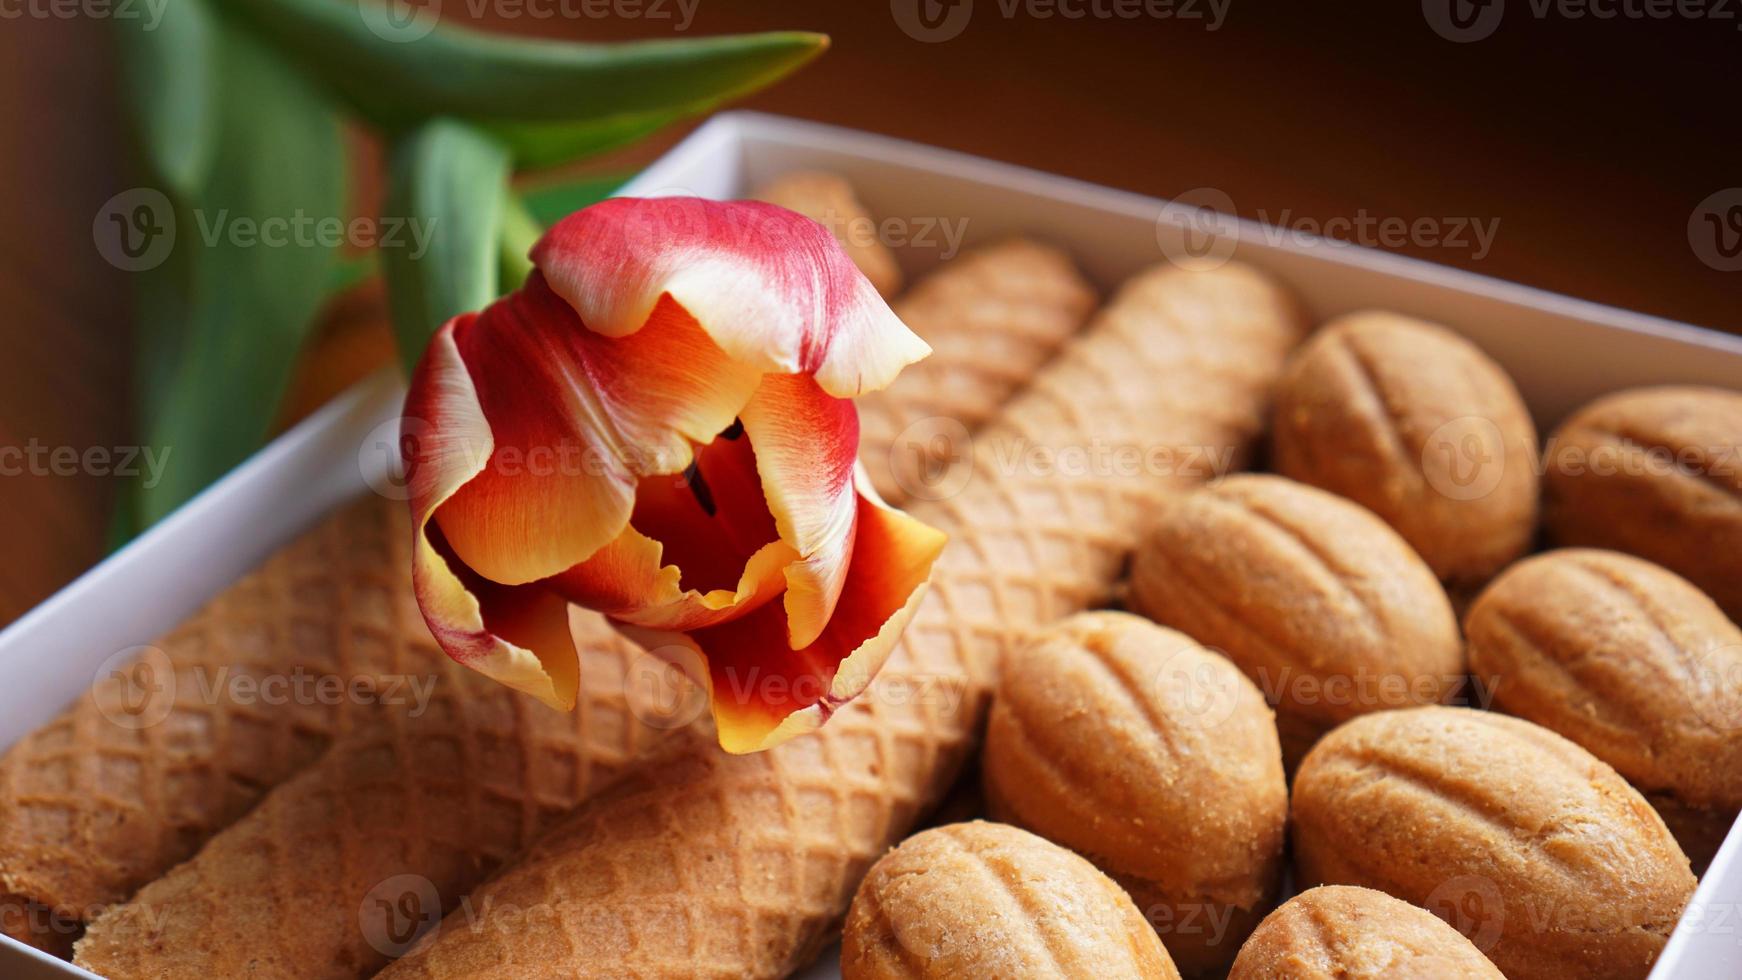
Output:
(0, 3), (1736, 625)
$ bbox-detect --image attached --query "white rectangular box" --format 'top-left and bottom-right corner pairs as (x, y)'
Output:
(3, 111), (1738, 979)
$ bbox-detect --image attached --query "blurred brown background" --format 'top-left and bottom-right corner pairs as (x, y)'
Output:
(0, 0), (1736, 624)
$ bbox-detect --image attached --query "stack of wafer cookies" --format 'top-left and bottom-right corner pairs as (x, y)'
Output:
(0, 499), (424, 956)
(372, 261), (1306, 978)
(17, 175), (1099, 977)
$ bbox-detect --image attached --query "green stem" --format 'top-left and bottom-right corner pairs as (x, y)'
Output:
(498, 190), (540, 292)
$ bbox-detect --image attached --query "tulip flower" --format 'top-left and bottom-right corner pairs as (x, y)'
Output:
(402, 197), (948, 753)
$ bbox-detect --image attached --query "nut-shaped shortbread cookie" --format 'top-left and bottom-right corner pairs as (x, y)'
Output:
(1293, 707), (1695, 980)
(1543, 385), (1742, 622)
(1271, 311), (1538, 585)
(1130, 474), (1462, 766)
(1229, 885), (1504, 979)
(1466, 548), (1742, 868)
(841, 821), (1179, 980)
(982, 612), (1286, 976)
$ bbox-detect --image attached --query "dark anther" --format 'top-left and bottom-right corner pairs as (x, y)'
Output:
(719, 418), (745, 441)
(683, 460), (718, 516)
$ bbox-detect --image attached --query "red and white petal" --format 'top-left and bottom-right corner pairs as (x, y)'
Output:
(532, 197), (930, 399)
(433, 272), (762, 586)
(404, 321), (577, 708)
(621, 489), (948, 754)
(737, 373), (862, 649)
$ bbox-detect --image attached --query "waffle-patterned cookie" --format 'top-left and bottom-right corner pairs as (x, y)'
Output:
(67, 236), (1103, 977)
(373, 263), (1305, 979)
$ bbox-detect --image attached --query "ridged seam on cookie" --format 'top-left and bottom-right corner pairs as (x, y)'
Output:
(931, 828), (1093, 974)
(1302, 712), (1658, 895)
(1471, 605), (1653, 746)
(1561, 422), (1742, 505)
(1334, 330), (1424, 487)
(1138, 489), (1411, 679)
(1562, 556), (1720, 703)
(1210, 485), (1390, 634)
(1470, 553), (1742, 803)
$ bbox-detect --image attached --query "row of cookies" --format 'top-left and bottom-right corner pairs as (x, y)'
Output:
(842, 607), (1698, 979)
(1145, 311), (1741, 868)
(839, 312), (1740, 978)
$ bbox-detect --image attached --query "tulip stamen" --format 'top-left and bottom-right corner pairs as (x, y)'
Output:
(681, 460), (718, 517)
(720, 418), (745, 441)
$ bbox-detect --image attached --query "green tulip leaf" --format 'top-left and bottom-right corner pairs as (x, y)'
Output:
(215, 0), (824, 151)
(112, 0), (218, 198)
(121, 14), (348, 532)
(382, 118), (511, 375)
(477, 108), (681, 171)
(496, 188), (540, 293)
